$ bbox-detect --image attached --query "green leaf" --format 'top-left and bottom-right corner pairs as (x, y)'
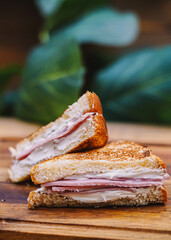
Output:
(15, 39), (84, 124)
(39, 0), (107, 42)
(35, 0), (64, 17)
(50, 8), (138, 46)
(92, 46), (171, 124)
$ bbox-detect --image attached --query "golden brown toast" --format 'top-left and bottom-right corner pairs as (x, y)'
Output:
(31, 141), (167, 185)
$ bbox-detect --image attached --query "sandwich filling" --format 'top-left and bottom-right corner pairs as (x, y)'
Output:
(10, 112), (96, 162)
(39, 171), (169, 203)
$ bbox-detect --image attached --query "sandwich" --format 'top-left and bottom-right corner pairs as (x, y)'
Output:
(9, 91), (108, 182)
(28, 141), (169, 209)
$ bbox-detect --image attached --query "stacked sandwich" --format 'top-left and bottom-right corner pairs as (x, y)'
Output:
(9, 92), (108, 182)
(9, 92), (169, 209)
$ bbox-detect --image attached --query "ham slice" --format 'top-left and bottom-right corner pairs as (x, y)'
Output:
(41, 177), (162, 189)
(42, 174), (169, 195)
(17, 112), (94, 160)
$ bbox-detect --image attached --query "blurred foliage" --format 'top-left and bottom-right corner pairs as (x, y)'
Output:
(38, 0), (107, 41)
(35, 0), (64, 17)
(1, 0), (171, 125)
(0, 65), (22, 113)
(0, 65), (21, 92)
(92, 46), (171, 124)
(50, 8), (138, 46)
(1, 0), (138, 124)
(16, 39), (84, 124)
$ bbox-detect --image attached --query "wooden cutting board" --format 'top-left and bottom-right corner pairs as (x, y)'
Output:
(0, 118), (171, 240)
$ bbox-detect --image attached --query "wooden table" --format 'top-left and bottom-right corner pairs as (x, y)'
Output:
(0, 118), (171, 240)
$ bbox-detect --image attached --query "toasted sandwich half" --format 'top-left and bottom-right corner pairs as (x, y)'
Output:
(28, 141), (169, 209)
(9, 91), (108, 182)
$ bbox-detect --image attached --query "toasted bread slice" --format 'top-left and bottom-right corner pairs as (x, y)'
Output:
(9, 91), (108, 182)
(31, 141), (166, 185)
(28, 186), (167, 209)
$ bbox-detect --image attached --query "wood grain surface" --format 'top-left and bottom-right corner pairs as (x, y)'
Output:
(0, 118), (171, 240)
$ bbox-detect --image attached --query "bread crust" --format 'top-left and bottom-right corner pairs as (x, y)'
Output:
(28, 186), (167, 209)
(86, 91), (103, 115)
(70, 113), (108, 153)
(161, 185), (168, 203)
(153, 155), (166, 170)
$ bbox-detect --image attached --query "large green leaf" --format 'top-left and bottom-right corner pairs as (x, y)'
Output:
(15, 39), (84, 124)
(50, 8), (138, 46)
(39, 0), (106, 42)
(92, 46), (171, 124)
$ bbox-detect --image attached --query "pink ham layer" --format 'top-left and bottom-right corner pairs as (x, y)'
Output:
(16, 113), (94, 160)
(41, 176), (169, 193)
